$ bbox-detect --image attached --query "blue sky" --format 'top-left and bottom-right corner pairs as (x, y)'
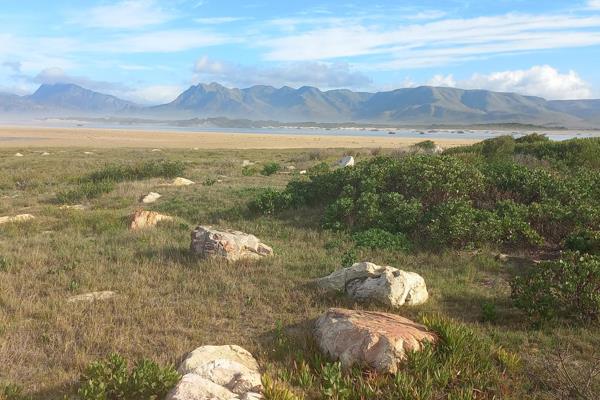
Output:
(1, 0), (600, 104)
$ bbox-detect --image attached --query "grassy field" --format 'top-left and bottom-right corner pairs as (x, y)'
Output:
(1, 146), (599, 399)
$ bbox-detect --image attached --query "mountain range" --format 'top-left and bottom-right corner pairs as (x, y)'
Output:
(1, 82), (599, 128)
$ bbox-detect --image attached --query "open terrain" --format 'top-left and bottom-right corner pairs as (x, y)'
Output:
(0, 139), (599, 399)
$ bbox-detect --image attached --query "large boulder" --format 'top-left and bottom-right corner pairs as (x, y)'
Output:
(314, 308), (436, 374)
(167, 345), (262, 400)
(316, 262), (428, 307)
(129, 210), (173, 230)
(190, 226), (273, 261)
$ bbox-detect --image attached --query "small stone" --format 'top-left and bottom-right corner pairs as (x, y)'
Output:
(129, 210), (173, 230)
(14, 153), (24, 157)
(299, 170), (307, 175)
(41, 152), (50, 156)
(59, 204), (86, 211)
(286, 165), (296, 170)
(141, 192), (161, 204)
(151, 148), (162, 152)
(242, 160), (254, 167)
(67, 291), (116, 303)
(172, 177), (195, 186)
(190, 226), (273, 261)
(338, 156), (354, 167)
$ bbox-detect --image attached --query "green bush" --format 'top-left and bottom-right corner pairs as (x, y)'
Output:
(0, 384), (31, 400)
(565, 229), (600, 254)
(482, 136), (515, 160)
(352, 228), (411, 251)
(56, 180), (115, 203)
(511, 252), (600, 323)
(85, 160), (185, 183)
(515, 133), (549, 144)
(77, 353), (180, 400)
(262, 162), (281, 176)
(242, 166), (257, 176)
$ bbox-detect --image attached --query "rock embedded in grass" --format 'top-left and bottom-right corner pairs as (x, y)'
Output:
(14, 152), (24, 157)
(0, 214), (35, 225)
(129, 210), (173, 230)
(314, 308), (437, 374)
(59, 204), (86, 211)
(141, 192), (161, 204)
(167, 345), (263, 400)
(171, 177), (195, 186)
(67, 291), (116, 303)
(190, 226), (273, 261)
(317, 262), (428, 307)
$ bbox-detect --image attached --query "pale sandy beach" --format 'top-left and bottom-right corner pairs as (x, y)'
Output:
(0, 126), (479, 149)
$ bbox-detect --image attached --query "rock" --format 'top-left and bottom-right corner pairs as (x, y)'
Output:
(141, 192), (161, 204)
(169, 345), (263, 400)
(67, 291), (116, 303)
(172, 177), (195, 186)
(242, 160), (254, 167)
(14, 152), (23, 157)
(83, 151), (94, 155)
(41, 152), (50, 156)
(299, 170), (307, 175)
(0, 214), (35, 225)
(59, 204), (86, 211)
(129, 210), (173, 230)
(190, 226), (273, 261)
(286, 165), (296, 170)
(314, 308), (437, 373)
(495, 253), (510, 262)
(317, 262), (428, 307)
(151, 148), (162, 152)
(338, 156), (354, 167)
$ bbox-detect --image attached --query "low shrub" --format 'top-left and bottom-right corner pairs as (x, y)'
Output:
(262, 162), (281, 176)
(0, 384), (31, 400)
(482, 135), (515, 160)
(56, 180), (115, 203)
(85, 160), (185, 183)
(352, 228), (411, 251)
(242, 166), (257, 176)
(511, 252), (600, 323)
(76, 353), (180, 400)
(565, 229), (600, 255)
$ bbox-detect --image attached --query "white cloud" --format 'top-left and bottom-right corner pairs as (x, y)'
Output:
(588, 1), (600, 10)
(260, 13), (600, 70)
(194, 17), (247, 24)
(459, 65), (591, 100)
(427, 74), (456, 87)
(124, 84), (184, 104)
(32, 67), (126, 92)
(74, 0), (172, 29)
(193, 56), (372, 89)
(100, 29), (232, 53)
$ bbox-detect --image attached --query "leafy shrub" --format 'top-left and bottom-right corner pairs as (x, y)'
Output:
(56, 180), (115, 203)
(515, 133), (549, 144)
(511, 252), (600, 323)
(413, 140), (437, 151)
(352, 228), (411, 251)
(0, 384), (31, 400)
(242, 166), (257, 176)
(85, 160), (185, 183)
(77, 353), (180, 400)
(482, 135), (515, 160)
(262, 162), (281, 176)
(262, 375), (303, 400)
(566, 229), (600, 255)
(252, 153), (599, 251)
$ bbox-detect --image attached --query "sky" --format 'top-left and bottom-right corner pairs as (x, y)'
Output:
(1, 0), (600, 104)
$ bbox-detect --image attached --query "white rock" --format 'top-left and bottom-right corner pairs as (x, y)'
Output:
(83, 151), (94, 155)
(314, 308), (436, 373)
(14, 153), (24, 157)
(242, 160), (253, 167)
(179, 345), (260, 376)
(299, 170), (307, 175)
(190, 226), (274, 261)
(172, 177), (195, 186)
(193, 359), (261, 395)
(67, 291), (116, 303)
(0, 214), (35, 225)
(129, 210), (173, 230)
(316, 262), (428, 307)
(41, 152), (50, 156)
(141, 192), (161, 204)
(166, 374), (238, 400)
(338, 156), (354, 167)
(286, 165), (296, 170)
(59, 204), (86, 211)
(151, 148), (162, 152)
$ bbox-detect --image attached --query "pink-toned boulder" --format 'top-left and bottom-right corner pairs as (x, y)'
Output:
(314, 308), (436, 374)
(129, 210), (173, 230)
(190, 226), (273, 261)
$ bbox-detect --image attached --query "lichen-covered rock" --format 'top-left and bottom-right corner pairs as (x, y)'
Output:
(314, 308), (436, 374)
(129, 210), (173, 230)
(168, 345), (263, 400)
(338, 156), (354, 167)
(316, 262), (428, 307)
(172, 177), (195, 186)
(141, 192), (161, 204)
(190, 226), (273, 261)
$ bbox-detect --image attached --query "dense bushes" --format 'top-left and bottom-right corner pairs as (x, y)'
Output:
(511, 252), (600, 323)
(251, 151), (599, 251)
(77, 353), (180, 400)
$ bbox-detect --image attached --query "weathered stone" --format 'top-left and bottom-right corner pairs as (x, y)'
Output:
(190, 226), (273, 261)
(299, 170), (307, 175)
(129, 210), (173, 230)
(338, 156), (354, 167)
(59, 204), (86, 211)
(141, 192), (161, 204)
(317, 262), (428, 307)
(314, 308), (436, 374)
(170, 345), (263, 400)
(0, 214), (35, 225)
(41, 152), (50, 156)
(242, 160), (254, 167)
(172, 177), (195, 186)
(14, 152), (24, 157)
(67, 291), (116, 303)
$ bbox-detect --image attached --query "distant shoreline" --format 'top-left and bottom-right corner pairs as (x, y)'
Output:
(0, 125), (483, 149)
